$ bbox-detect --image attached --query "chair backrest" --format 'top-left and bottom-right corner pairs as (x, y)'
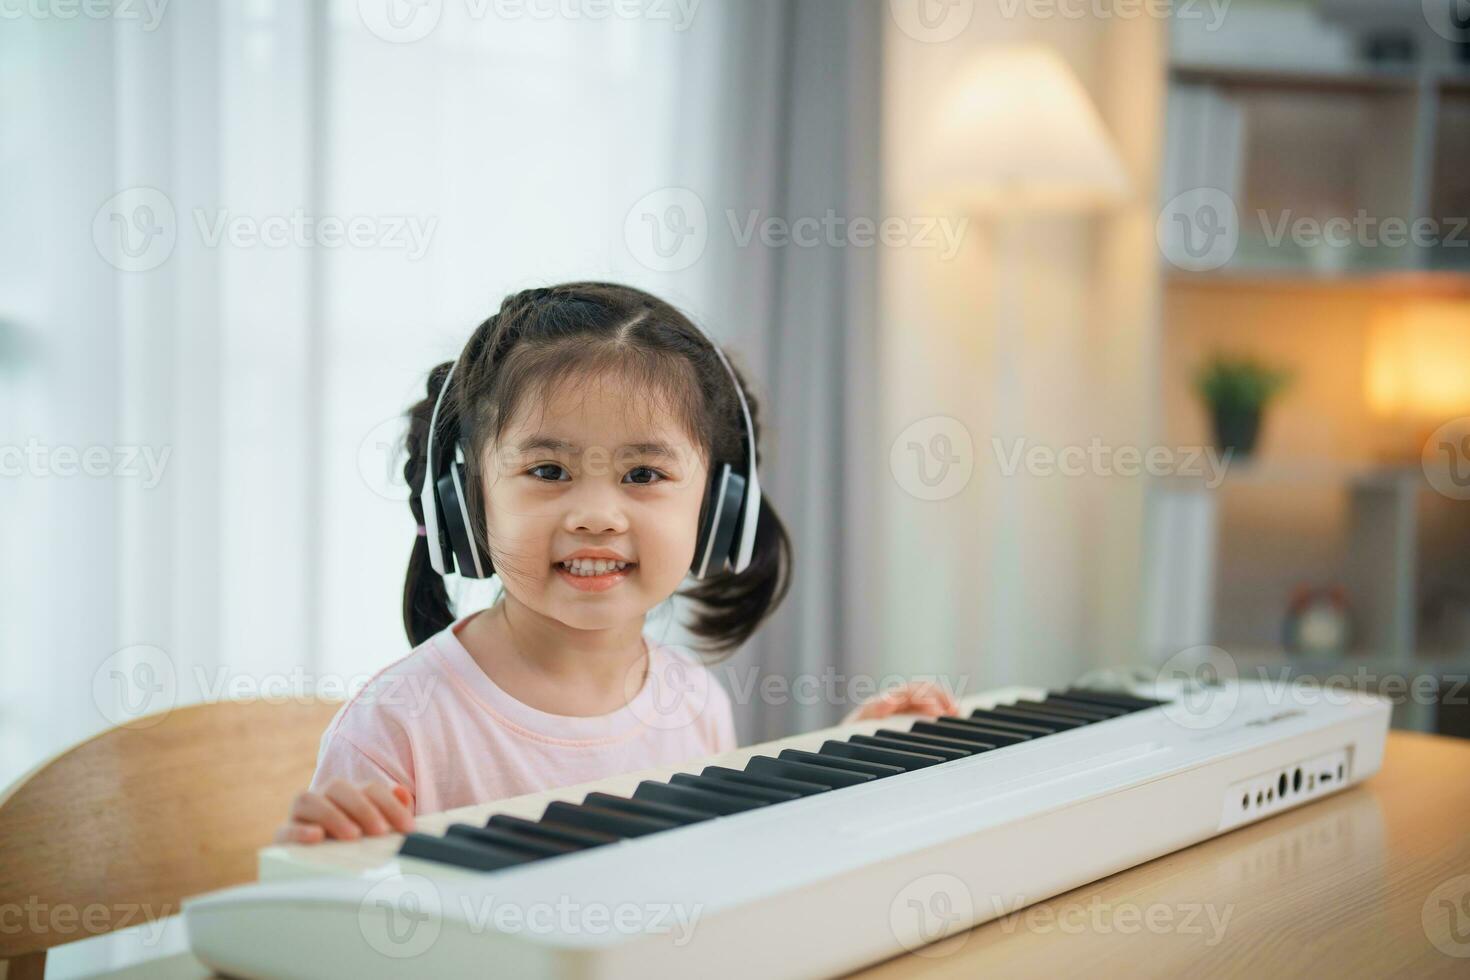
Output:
(0, 697), (341, 963)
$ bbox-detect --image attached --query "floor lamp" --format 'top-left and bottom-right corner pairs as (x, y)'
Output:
(927, 44), (1131, 683)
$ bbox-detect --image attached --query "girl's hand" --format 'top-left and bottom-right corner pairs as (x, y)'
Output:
(274, 779), (415, 844)
(842, 680), (960, 725)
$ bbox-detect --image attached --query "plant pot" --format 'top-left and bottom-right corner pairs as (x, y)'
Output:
(1210, 403), (1261, 458)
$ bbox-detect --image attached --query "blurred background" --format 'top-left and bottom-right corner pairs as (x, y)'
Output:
(4, 0), (1470, 797)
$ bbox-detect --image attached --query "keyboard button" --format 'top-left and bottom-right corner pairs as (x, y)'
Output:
(929, 717), (1033, 744)
(820, 739), (945, 771)
(445, 823), (579, 857)
(745, 754), (877, 788)
(584, 791), (717, 825)
(983, 705), (1090, 729)
(910, 721), (1000, 748)
(487, 814), (618, 848)
(671, 773), (800, 803)
(1057, 688), (1165, 711)
(399, 831), (539, 871)
(965, 710), (1061, 735)
(780, 748), (904, 779)
(1010, 698), (1116, 721)
(634, 780), (769, 815)
(854, 733), (970, 761)
(701, 765), (831, 797)
(1040, 695), (1132, 717)
(874, 729), (985, 756)
(542, 801), (676, 838)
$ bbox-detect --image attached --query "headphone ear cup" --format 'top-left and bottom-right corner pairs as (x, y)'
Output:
(690, 464), (746, 579)
(437, 462), (491, 579)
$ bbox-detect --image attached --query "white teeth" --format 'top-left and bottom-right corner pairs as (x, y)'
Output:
(559, 558), (631, 576)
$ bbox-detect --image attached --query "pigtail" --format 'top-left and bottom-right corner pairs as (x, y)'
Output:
(402, 360), (456, 646)
(680, 376), (793, 653)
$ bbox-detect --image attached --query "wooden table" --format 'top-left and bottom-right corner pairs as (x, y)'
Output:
(60, 731), (1470, 979)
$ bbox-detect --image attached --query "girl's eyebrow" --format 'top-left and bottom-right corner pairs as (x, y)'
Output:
(515, 437), (678, 457)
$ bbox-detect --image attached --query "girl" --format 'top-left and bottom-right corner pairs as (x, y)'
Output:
(276, 282), (957, 843)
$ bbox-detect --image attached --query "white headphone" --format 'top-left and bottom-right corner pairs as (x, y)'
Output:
(419, 324), (762, 581)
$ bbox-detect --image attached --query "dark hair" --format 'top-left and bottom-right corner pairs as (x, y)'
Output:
(402, 281), (791, 654)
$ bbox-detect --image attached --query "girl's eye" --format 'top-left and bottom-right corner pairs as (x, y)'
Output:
(623, 466), (666, 485)
(528, 463), (570, 482)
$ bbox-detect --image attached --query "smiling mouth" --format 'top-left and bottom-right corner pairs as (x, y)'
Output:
(555, 558), (636, 577)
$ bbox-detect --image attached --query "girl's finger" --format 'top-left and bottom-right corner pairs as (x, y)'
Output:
(324, 780), (389, 836)
(365, 781), (415, 834)
(288, 792), (360, 840)
(275, 821), (326, 844)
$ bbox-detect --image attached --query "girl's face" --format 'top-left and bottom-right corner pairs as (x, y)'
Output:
(481, 370), (710, 632)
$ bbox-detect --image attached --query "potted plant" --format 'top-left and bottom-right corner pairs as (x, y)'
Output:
(1194, 353), (1292, 459)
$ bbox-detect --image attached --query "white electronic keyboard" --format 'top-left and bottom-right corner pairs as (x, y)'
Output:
(184, 680), (1389, 979)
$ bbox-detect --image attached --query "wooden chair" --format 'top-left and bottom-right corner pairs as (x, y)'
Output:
(0, 697), (341, 979)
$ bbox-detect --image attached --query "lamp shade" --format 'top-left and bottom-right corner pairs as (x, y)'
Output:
(927, 45), (1130, 214)
(1365, 298), (1470, 418)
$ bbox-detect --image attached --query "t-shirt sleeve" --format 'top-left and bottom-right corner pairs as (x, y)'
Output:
(308, 704), (417, 807)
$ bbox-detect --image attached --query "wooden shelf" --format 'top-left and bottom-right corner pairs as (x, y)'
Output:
(1169, 62), (1428, 94)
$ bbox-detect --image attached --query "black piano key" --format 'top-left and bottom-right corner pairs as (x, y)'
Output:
(399, 831), (539, 872)
(634, 780), (769, 815)
(928, 717), (1034, 745)
(821, 739), (945, 771)
(1057, 688), (1166, 711)
(1009, 698), (1117, 721)
(1040, 694), (1132, 717)
(584, 791), (717, 825)
(965, 709), (1062, 735)
(701, 765), (831, 797)
(746, 754), (876, 788)
(542, 801), (675, 838)
(983, 705), (1091, 729)
(874, 728), (986, 756)
(780, 748), (904, 779)
(487, 813), (619, 848)
(910, 721), (1001, 748)
(854, 733), (970, 761)
(446, 822), (579, 857)
(671, 772), (800, 803)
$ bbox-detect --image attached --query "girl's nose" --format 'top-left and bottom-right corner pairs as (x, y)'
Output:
(564, 488), (630, 536)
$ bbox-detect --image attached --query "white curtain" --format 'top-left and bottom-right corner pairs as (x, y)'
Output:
(0, 0), (884, 789)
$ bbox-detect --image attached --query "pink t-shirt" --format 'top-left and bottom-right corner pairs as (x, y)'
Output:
(309, 613), (737, 814)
